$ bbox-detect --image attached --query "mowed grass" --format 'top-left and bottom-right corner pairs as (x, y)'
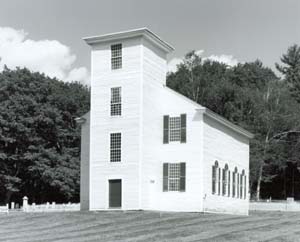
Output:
(0, 211), (299, 242)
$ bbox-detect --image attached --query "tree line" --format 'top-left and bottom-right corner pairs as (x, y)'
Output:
(0, 45), (300, 204)
(0, 67), (90, 204)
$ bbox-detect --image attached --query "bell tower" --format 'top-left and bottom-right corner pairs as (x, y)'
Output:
(83, 28), (173, 210)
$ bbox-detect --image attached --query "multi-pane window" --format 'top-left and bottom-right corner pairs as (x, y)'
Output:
(163, 163), (186, 192)
(111, 44), (122, 69)
(163, 114), (186, 144)
(110, 133), (121, 162)
(169, 117), (181, 142)
(168, 163), (181, 191)
(111, 87), (121, 116)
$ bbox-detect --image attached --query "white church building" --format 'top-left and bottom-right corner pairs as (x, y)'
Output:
(77, 28), (254, 215)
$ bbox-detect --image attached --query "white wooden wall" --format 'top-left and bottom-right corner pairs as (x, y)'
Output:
(202, 115), (250, 215)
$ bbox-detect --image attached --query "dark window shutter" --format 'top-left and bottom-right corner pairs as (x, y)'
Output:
(163, 163), (169, 192)
(180, 162), (186, 192)
(180, 114), (186, 143)
(163, 115), (169, 144)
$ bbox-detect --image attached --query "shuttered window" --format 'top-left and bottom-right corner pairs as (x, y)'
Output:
(163, 114), (186, 143)
(111, 44), (122, 69)
(163, 163), (186, 192)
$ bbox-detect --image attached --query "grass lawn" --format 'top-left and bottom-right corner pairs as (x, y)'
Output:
(0, 210), (299, 242)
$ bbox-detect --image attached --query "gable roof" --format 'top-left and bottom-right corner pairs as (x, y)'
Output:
(83, 28), (174, 53)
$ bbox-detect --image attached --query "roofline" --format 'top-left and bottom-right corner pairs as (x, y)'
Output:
(198, 108), (254, 139)
(83, 27), (174, 53)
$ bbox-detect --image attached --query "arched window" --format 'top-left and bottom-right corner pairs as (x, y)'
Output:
(237, 171), (240, 198)
(218, 167), (221, 195)
(212, 161), (218, 194)
(240, 171), (243, 199)
(242, 170), (246, 199)
(228, 169), (231, 197)
(222, 164), (228, 196)
(232, 167), (238, 198)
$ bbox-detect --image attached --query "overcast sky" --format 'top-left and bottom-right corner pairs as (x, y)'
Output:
(0, 0), (299, 84)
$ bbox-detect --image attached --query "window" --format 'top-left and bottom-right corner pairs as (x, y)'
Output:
(163, 163), (186, 192)
(237, 173), (240, 198)
(244, 175), (247, 199)
(110, 133), (121, 162)
(232, 167), (237, 198)
(240, 173), (243, 199)
(168, 163), (181, 191)
(169, 117), (181, 142)
(111, 44), (122, 69)
(111, 87), (121, 116)
(228, 171), (231, 197)
(222, 164), (228, 196)
(241, 170), (245, 199)
(218, 168), (221, 195)
(163, 114), (186, 143)
(212, 161), (218, 194)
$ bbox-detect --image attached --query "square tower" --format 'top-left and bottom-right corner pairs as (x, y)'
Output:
(84, 28), (174, 210)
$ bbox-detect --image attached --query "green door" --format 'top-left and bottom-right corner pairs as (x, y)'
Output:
(109, 179), (122, 208)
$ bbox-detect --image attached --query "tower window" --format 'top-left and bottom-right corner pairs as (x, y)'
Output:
(111, 44), (122, 69)
(110, 133), (121, 162)
(111, 87), (121, 116)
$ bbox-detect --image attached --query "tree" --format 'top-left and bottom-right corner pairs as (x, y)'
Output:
(276, 44), (300, 101)
(0, 67), (90, 204)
